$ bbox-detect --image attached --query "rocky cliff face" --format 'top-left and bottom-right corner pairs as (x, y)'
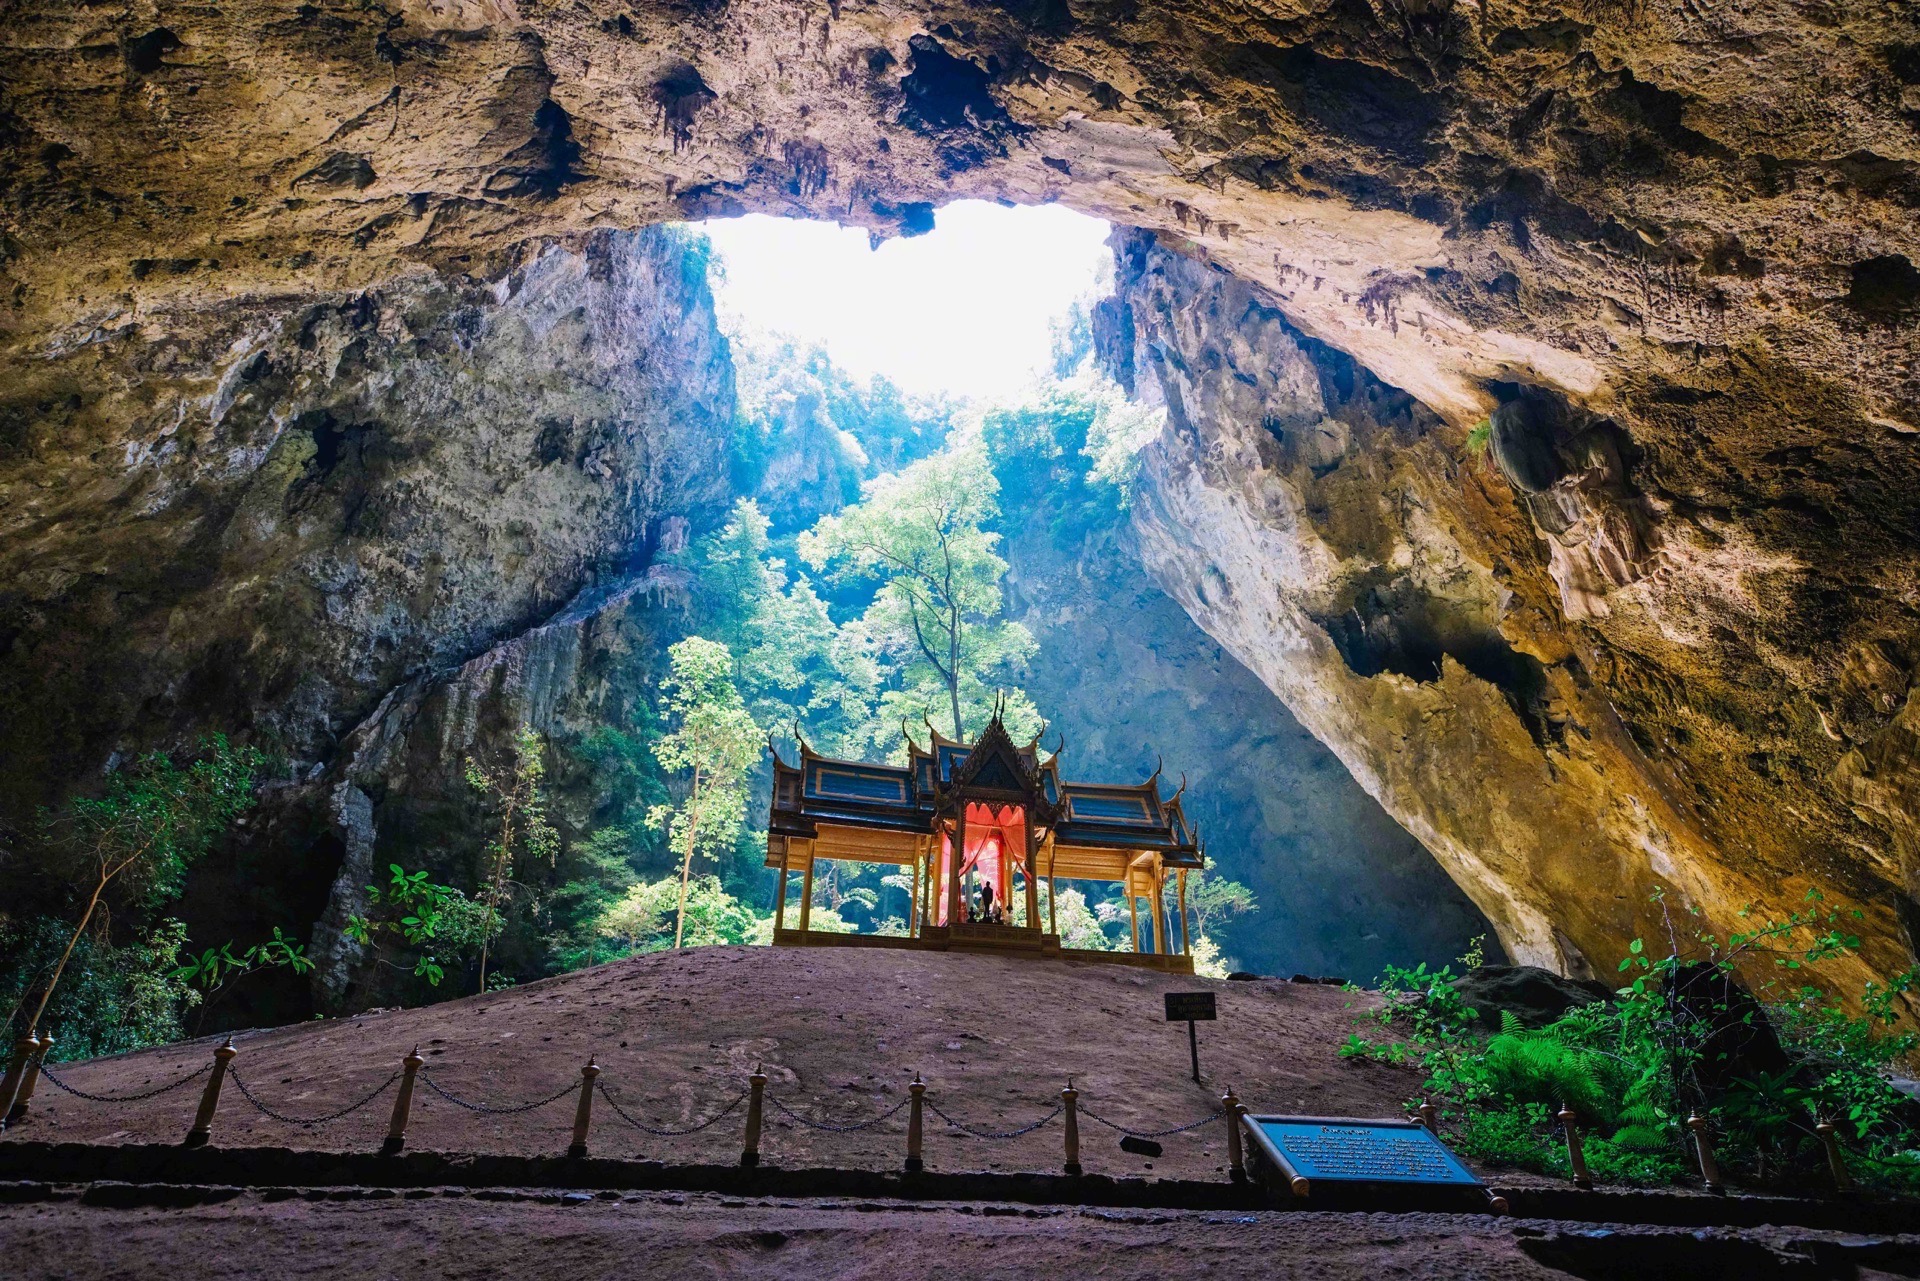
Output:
(1103, 227), (1917, 1002)
(3, 0), (1917, 1002)
(1003, 516), (1493, 979)
(1, 226), (734, 1005)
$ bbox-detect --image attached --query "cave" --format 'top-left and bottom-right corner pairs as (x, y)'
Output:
(2, 0), (1917, 1117)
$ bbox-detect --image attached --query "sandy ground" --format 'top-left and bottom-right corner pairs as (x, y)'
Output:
(5, 1187), (1918, 1281)
(7, 948), (1420, 1180)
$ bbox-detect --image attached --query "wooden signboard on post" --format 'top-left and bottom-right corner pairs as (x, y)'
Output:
(1164, 991), (1216, 1082)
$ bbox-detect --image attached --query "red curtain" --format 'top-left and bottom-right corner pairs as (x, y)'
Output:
(934, 803), (1025, 924)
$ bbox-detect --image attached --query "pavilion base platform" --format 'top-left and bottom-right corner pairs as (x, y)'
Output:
(771, 924), (1196, 974)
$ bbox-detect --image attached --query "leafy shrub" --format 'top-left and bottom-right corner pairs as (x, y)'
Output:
(0, 916), (197, 1062)
(1349, 898), (1920, 1194)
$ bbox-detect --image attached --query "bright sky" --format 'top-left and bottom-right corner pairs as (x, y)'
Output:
(695, 200), (1113, 401)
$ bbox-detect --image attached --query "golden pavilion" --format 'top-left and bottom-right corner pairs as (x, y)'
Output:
(765, 708), (1203, 972)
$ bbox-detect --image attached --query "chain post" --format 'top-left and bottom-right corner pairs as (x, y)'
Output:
(0, 1030), (38, 1127)
(382, 1047), (426, 1156)
(904, 1073), (926, 1173)
(1557, 1102), (1592, 1189)
(5, 1032), (50, 1125)
(567, 1057), (601, 1159)
(1417, 1099), (1438, 1136)
(1815, 1116), (1853, 1192)
(185, 1036), (238, 1148)
(1685, 1113), (1722, 1194)
(740, 1066), (767, 1167)
(1061, 1077), (1082, 1176)
(1223, 1085), (1246, 1184)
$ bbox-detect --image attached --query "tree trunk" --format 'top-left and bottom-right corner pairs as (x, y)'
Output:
(22, 871), (109, 1038)
(948, 604), (964, 740)
(477, 795), (519, 994)
(675, 766), (704, 949)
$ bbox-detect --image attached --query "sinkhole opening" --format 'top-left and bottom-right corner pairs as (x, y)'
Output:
(626, 199), (1498, 981)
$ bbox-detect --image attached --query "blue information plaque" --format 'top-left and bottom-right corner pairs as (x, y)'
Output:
(1243, 1115), (1481, 1192)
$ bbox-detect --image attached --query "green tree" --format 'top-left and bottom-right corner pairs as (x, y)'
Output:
(650, 638), (762, 949)
(1185, 869), (1257, 940)
(346, 864), (496, 988)
(8, 737), (261, 1050)
(982, 379), (1162, 540)
(684, 499), (840, 733)
(464, 726), (559, 993)
(171, 926), (315, 1034)
(800, 446), (1037, 744)
(595, 874), (766, 955)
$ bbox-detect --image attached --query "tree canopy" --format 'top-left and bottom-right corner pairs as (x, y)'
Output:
(800, 446), (1038, 748)
(648, 637), (763, 948)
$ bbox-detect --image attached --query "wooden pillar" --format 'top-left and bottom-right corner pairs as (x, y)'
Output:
(775, 849), (790, 935)
(567, 1057), (600, 1159)
(798, 852), (814, 935)
(1061, 1078), (1082, 1176)
(1167, 868), (1182, 956)
(921, 845), (934, 929)
(741, 1068), (766, 1167)
(908, 846), (922, 937)
(1147, 869), (1163, 956)
(185, 1037), (237, 1148)
(905, 1074), (926, 1173)
(1023, 835), (1039, 929)
(1223, 1086), (1247, 1183)
(947, 812), (966, 929)
(1128, 889), (1141, 953)
(382, 1047), (426, 1155)
(1046, 840), (1058, 937)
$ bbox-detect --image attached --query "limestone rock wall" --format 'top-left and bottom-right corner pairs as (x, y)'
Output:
(1103, 228), (1919, 1006)
(1, 227), (734, 1002)
(1002, 516), (1494, 980)
(3, 0), (1918, 1003)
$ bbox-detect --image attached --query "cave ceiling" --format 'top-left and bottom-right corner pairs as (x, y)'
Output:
(3, 0), (1919, 1003)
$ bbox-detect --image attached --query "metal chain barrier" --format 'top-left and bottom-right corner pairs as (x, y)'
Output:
(1079, 1105), (1225, 1138)
(595, 1082), (749, 1137)
(228, 1066), (402, 1126)
(36, 1060), (211, 1104)
(925, 1098), (1062, 1140)
(420, 1070), (577, 1116)
(765, 1092), (912, 1134)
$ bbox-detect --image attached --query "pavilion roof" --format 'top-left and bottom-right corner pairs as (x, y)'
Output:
(768, 710), (1200, 866)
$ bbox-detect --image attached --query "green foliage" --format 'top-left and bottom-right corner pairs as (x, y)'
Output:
(346, 865), (495, 988)
(981, 377), (1163, 541)
(171, 926), (314, 1033)
(0, 917), (198, 1062)
(1465, 418), (1492, 456)
(680, 499), (845, 738)
(801, 445), (1039, 748)
(464, 725), (560, 992)
(45, 734), (265, 915)
(1181, 870), (1257, 971)
(1349, 896), (1920, 1193)
(4, 735), (262, 1050)
(650, 637), (763, 948)
(593, 874), (766, 956)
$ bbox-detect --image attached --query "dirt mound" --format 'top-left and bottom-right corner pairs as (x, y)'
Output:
(9, 947), (1416, 1180)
